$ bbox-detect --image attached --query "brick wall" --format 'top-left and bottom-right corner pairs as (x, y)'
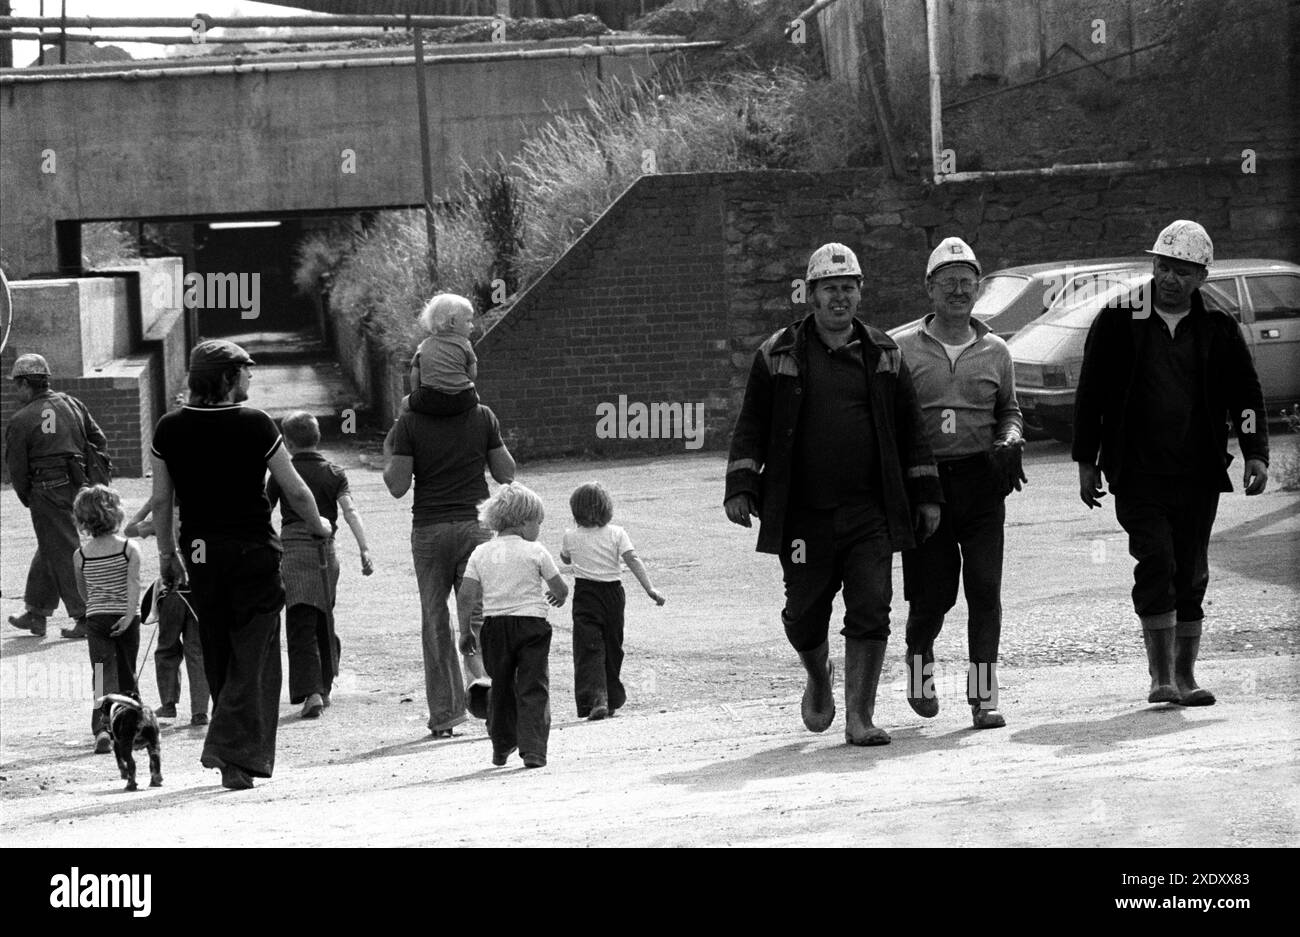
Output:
(471, 156), (1296, 459)
(475, 174), (733, 458)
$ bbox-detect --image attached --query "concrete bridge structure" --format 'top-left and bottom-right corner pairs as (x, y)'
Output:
(0, 37), (670, 278)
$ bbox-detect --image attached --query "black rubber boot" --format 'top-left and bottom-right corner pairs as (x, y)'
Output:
(796, 640), (835, 733)
(844, 638), (890, 746)
(1142, 624), (1178, 703)
(905, 645), (938, 718)
(1174, 636), (1216, 706)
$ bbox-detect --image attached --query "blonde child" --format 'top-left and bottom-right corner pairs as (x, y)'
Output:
(404, 293), (479, 417)
(72, 484), (142, 754)
(458, 483), (567, 769)
(560, 482), (665, 720)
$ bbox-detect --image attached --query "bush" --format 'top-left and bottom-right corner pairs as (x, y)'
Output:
(512, 67), (872, 282)
(326, 207), (492, 359)
(82, 222), (140, 269)
(310, 64), (875, 337)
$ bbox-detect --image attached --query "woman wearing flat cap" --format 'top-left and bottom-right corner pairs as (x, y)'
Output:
(149, 339), (331, 790)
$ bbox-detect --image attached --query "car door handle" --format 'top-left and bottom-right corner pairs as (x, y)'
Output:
(1260, 329), (1281, 339)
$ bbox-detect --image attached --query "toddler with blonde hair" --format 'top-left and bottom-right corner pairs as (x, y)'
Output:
(404, 292), (480, 417)
(458, 482), (567, 768)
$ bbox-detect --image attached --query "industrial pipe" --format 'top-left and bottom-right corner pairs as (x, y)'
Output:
(0, 40), (723, 83)
(0, 15), (494, 28)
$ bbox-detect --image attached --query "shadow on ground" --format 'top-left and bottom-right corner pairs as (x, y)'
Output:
(1009, 706), (1226, 755)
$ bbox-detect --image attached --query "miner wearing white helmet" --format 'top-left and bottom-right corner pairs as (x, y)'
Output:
(1073, 220), (1269, 708)
(724, 242), (942, 747)
(894, 237), (1024, 729)
(5, 352), (108, 640)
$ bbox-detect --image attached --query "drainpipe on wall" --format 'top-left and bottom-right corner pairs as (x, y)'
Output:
(926, 0), (943, 180)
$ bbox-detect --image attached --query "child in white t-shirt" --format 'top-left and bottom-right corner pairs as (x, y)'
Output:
(459, 482), (567, 769)
(404, 293), (480, 417)
(560, 481), (665, 721)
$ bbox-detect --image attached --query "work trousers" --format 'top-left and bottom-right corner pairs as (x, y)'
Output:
(23, 475), (86, 619)
(779, 500), (893, 652)
(410, 520), (491, 732)
(287, 605), (339, 703)
(902, 455), (1006, 705)
(481, 615), (552, 762)
(186, 539), (284, 779)
(86, 613), (139, 736)
(572, 579), (626, 716)
(1114, 473), (1220, 624)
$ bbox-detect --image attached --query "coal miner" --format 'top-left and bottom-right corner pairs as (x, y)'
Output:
(725, 243), (943, 746)
(6, 352), (107, 641)
(894, 238), (1025, 729)
(1073, 220), (1269, 707)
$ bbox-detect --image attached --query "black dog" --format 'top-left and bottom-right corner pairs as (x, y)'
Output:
(99, 692), (162, 791)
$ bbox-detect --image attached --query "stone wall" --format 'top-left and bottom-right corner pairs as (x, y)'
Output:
(464, 156), (1297, 459)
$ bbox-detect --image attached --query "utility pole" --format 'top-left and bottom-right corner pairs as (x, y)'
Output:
(413, 26), (438, 288)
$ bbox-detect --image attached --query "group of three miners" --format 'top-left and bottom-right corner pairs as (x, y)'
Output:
(725, 219), (1269, 743)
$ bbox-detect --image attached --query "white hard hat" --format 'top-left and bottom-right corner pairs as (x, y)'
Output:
(1146, 220), (1213, 267)
(926, 237), (981, 278)
(806, 243), (862, 283)
(10, 353), (50, 379)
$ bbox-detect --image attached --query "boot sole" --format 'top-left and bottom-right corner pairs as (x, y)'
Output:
(846, 730), (891, 747)
(1174, 689), (1216, 706)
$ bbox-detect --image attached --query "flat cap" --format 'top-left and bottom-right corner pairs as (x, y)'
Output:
(188, 339), (254, 372)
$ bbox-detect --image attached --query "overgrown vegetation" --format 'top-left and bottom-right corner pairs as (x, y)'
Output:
(306, 58), (875, 354)
(81, 222), (140, 269)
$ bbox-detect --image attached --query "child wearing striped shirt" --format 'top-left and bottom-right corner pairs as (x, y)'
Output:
(73, 484), (142, 755)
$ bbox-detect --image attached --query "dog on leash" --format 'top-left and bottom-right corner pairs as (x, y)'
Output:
(98, 692), (162, 791)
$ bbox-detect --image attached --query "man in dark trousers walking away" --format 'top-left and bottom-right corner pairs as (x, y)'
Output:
(1073, 220), (1269, 707)
(150, 340), (332, 790)
(5, 352), (106, 640)
(894, 237), (1025, 729)
(383, 397), (517, 737)
(725, 243), (943, 746)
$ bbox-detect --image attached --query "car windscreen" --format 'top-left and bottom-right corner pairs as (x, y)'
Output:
(970, 275), (1027, 319)
(1037, 272), (1150, 329)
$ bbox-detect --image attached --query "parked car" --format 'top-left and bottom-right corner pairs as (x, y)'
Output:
(886, 257), (1151, 342)
(1009, 259), (1300, 441)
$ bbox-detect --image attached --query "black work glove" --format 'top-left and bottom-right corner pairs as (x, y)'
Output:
(990, 438), (1027, 498)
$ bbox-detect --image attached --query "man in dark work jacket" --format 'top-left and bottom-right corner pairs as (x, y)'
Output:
(1073, 220), (1269, 708)
(725, 243), (943, 747)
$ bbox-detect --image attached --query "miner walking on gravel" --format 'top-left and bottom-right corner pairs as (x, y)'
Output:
(725, 243), (943, 746)
(894, 238), (1025, 729)
(1073, 220), (1269, 707)
(5, 353), (108, 641)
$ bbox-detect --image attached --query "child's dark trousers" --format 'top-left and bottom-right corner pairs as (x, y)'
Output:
(481, 615), (551, 762)
(86, 613), (139, 737)
(572, 578), (626, 716)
